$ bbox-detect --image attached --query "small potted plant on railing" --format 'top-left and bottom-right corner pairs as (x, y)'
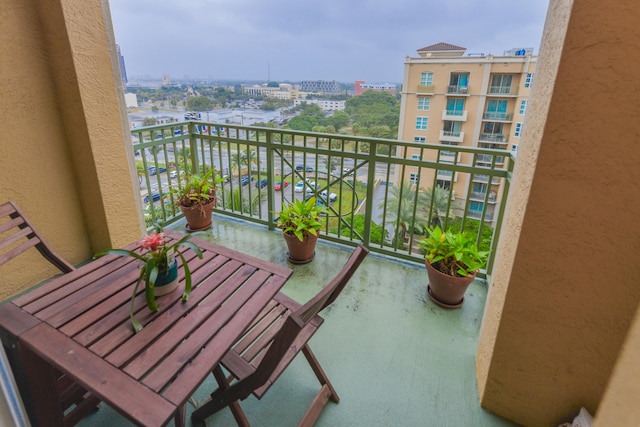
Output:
(95, 223), (203, 332)
(418, 226), (489, 309)
(277, 197), (326, 264)
(174, 168), (224, 231)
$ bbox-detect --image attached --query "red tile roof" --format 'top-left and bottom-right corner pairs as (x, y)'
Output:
(417, 42), (466, 52)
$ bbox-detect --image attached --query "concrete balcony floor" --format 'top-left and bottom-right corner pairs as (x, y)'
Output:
(77, 215), (516, 427)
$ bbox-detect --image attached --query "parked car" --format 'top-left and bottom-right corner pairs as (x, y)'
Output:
(148, 167), (157, 176)
(320, 190), (337, 202)
(169, 171), (178, 179)
(241, 175), (255, 186)
(274, 181), (289, 191)
(295, 165), (314, 172)
(254, 178), (268, 188)
(143, 192), (161, 203)
(157, 167), (167, 174)
(294, 181), (305, 193)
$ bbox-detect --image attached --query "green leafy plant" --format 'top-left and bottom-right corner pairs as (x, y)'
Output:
(175, 168), (224, 208)
(418, 226), (489, 277)
(277, 197), (326, 242)
(95, 223), (203, 332)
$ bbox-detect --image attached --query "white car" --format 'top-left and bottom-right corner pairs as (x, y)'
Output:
(294, 181), (305, 193)
(169, 170), (178, 179)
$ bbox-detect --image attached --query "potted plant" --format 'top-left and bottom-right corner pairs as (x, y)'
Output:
(95, 223), (203, 332)
(418, 226), (489, 308)
(277, 197), (325, 264)
(175, 168), (223, 231)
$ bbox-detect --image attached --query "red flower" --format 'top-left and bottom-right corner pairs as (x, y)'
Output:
(141, 231), (165, 252)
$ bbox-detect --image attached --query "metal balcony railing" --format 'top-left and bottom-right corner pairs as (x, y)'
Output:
(447, 85), (469, 94)
(131, 121), (514, 276)
(483, 112), (513, 121)
(479, 133), (509, 144)
(488, 86), (519, 96)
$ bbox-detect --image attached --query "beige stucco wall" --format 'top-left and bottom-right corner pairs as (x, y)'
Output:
(0, 0), (143, 300)
(476, 0), (640, 425)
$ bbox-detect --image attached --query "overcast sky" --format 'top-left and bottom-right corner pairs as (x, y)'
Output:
(108, 0), (549, 84)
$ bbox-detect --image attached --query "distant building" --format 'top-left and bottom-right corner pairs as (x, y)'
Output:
(398, 42), (537, 225)
(162, 74), (171, 86)
(293, 99), (345, 112)
(124, 93), (138, 108)
(300, 80), (341, 94)
(116, 44), (127, 88)
(355, 81), (397, 96)
(241, 83), (304, 100)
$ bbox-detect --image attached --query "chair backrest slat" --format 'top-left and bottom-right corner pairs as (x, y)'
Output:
(0, 201), (74, 273)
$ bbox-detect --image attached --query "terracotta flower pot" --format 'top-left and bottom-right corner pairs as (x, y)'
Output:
(283, 232), (318, 264)
(180, 199), (215, 231)
(425, 260), (476, 308)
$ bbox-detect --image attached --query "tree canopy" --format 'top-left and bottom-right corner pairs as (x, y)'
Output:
(186, 96), (212, 112)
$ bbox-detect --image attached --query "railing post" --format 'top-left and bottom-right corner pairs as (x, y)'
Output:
(361, 140), (378, 247)
(188, 121), (199, 174)
(265, 130), (276, 230)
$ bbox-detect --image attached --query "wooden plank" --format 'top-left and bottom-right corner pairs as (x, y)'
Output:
(20, 323), (177, 427)
(0, 304), (40, 337)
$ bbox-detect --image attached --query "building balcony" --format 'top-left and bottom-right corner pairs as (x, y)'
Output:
(439, 130), (465, 143)
(447, 85), (470, 95)
(479, 133), (509, 146)
(470, 191), (498, 203)
(482, 112), (513, 122)
(416, 84), (435, 94)
(442, 109), (468, 121)
(487, 86), (519, 97)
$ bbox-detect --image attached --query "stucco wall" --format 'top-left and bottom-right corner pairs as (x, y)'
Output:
(476, 0), (640, 425)
(0, 0), (143, 300)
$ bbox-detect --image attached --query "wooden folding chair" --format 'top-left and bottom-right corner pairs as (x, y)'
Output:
(192, 244), (369, 426)
(0, 201), (101, 426)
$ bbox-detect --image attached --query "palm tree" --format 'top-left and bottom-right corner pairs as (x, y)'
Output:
(424, 186), (456, 229)
(220, 186), (264, 215)
(230, 149), (257, 173)
(380, 182), (430, 249)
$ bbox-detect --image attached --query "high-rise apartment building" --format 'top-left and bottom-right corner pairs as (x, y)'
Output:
(398, 42), (537, 224)
(116, 44), (127, 88)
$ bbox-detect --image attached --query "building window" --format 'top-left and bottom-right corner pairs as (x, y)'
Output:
(412, 154), (422, 160)
(418, 97), (431, 110)
(446, 98), (465, 115)
(409, 173), (420, 186)
(414, 136), (426, 143)
(469, 201), (484, 213)
(525, 73), (534, 88)
(416, 117), (428, 130)
(519, 100), (527, 115)
(436, 180), (451, 190)
(420, 72), (433, 86)
(514, 122), (523, 137)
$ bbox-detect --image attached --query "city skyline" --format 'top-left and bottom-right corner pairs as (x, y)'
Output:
(108, 0), (549, 84)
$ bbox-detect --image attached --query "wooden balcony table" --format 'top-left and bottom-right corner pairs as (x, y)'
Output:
(0, 230), (292, 427)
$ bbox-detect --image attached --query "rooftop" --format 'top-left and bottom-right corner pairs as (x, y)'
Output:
(76, 215), (516, 427)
